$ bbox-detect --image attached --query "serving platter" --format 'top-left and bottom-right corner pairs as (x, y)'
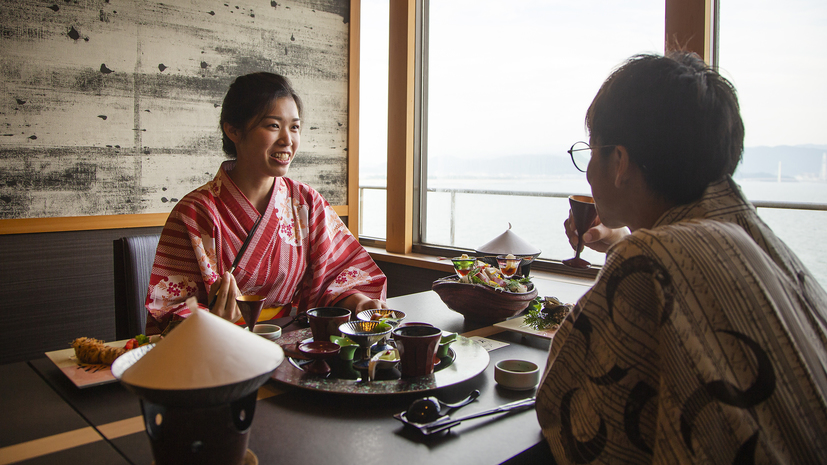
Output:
(493, 315), (563, 340)
(270, 328), (490, 395)
(45, 339), (129, 388)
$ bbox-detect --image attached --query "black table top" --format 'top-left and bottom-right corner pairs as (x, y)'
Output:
(0, 362), (130, 464)
(8, 280), (590, 464)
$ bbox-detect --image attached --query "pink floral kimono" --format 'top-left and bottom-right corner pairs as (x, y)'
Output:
(145, 161), (387, 332)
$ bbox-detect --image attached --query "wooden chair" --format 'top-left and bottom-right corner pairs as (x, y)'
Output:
(113, 234), (160, 339)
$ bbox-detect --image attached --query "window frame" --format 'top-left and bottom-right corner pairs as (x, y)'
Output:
(375, 0), (712, 278)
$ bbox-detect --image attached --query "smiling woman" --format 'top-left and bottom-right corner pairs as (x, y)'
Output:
(221, 74), (304, 211)
(144, 72), (388, 334)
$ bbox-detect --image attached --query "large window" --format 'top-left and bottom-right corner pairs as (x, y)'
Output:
(358, 0), (390, 240)
(360, 0), (827, 288)
(719, 0), (827, 286)
(422, 0), (663, 265)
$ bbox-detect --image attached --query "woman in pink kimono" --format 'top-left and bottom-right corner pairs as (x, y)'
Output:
(145, 73), (387, 332)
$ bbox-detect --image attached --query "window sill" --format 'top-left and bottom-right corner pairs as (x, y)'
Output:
(364, 246), (596, 287)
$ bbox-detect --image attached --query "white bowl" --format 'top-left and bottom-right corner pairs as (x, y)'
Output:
(252, 324), (282, 341)
(494, 359), (540, 391)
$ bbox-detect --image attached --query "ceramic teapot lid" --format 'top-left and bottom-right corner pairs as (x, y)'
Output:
(476, 223), (541, 256)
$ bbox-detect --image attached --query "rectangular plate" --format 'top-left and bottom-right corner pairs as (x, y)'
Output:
(494, 315), (561, 340)
(45, 339), (129, 389)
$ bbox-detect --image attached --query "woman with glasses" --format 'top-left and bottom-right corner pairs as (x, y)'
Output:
(537, 52), (827, 463)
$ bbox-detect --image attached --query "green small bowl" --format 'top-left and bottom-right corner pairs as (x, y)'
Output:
(436, 332), (458, 358)
(330, 336), (360, 360)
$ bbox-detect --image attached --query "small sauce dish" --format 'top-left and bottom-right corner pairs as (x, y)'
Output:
(252, 324), (282, 341)
(494, 359), (540, 391)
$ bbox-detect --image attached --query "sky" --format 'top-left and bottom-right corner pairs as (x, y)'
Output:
(359, 0), (827, 170)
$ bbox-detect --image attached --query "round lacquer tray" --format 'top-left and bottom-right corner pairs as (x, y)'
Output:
(270, 328), (489, 395)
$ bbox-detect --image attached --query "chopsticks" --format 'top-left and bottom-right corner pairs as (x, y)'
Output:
(208, 214), (264, 310)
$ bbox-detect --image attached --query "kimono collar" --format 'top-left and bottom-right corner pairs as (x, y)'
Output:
(216, 160), (282, 227)
(653, 176), (757, 228)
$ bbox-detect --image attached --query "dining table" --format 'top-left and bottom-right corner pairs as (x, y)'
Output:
(0, 276), (591, 465)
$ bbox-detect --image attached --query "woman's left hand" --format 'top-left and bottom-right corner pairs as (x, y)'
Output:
(207, 271), (242, 322)
(337, 292), (388, 313)
(354, 298), (388, 313)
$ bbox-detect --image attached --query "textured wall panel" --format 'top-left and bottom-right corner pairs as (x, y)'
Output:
(0, 0), (350, 220)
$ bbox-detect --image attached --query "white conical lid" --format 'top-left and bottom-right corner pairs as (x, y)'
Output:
(476, 223), (541, 255)
(120, 298), (284, 390)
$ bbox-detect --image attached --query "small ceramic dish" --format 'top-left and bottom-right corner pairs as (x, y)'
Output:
(356, 309), (406, 326)
(329, 335), (360, 360)
(298, 341), (341, 375)
(437, 331), (458, 358)
(368, 348), (401, 381)
(494, 359), (540, 391)
(252, 324), (282, 341)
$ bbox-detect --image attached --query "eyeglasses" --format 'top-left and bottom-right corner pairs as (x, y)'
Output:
(567, 141), (615, 173)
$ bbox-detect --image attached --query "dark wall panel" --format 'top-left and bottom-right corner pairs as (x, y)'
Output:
(0, 227), (162, 364)
(373, 260), (450, 299)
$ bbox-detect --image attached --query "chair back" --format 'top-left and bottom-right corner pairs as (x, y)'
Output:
(114, 234), (161, 339)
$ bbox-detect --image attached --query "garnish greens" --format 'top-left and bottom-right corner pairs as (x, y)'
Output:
(524, 296), (572, 331)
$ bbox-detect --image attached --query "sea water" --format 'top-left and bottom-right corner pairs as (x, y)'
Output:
(360, 177), (827, 289)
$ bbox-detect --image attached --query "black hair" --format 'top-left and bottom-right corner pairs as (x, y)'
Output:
(219, 72), (304, 157)
(586, 51), (744, 204)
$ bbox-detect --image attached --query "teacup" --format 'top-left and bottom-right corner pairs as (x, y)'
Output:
(392, 325), (443, 377)
(307, 307), (351, 342)
(251, 324), (282, 342)
(397, 321), (433, 328)
(494, 359), (540, 391)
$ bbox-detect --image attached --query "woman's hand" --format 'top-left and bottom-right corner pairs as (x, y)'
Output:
(564, 211), (629, 254)
(207, 271), (242, 322)
(354, 298), (388, 314)
(337, 292), (388, 314)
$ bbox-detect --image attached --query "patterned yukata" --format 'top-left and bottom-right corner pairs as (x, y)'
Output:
(537, 177), (827, 464)
(145, 160), (387, 331)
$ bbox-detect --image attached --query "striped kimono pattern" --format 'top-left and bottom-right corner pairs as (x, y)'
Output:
(145, 161), (387, 331)
(536, 177), (827, 464)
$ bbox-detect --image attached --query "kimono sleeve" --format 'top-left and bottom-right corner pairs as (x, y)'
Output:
(536, 235), (668, 464)
(144, 198), (223, 331)
(296, 189), (387, 311)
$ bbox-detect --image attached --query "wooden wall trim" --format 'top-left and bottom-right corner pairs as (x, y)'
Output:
(0, 213), (170, 235)
(385, 0), (416, 254)
(0, 205), (349, 235)
(665, 0), (710, 60)
(348, 0), (361, 237)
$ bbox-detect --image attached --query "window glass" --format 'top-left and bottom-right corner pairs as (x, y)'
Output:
(424, 0), (664, 263)
(719, 0), (827, 286)
(359, 0), (389, 239)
